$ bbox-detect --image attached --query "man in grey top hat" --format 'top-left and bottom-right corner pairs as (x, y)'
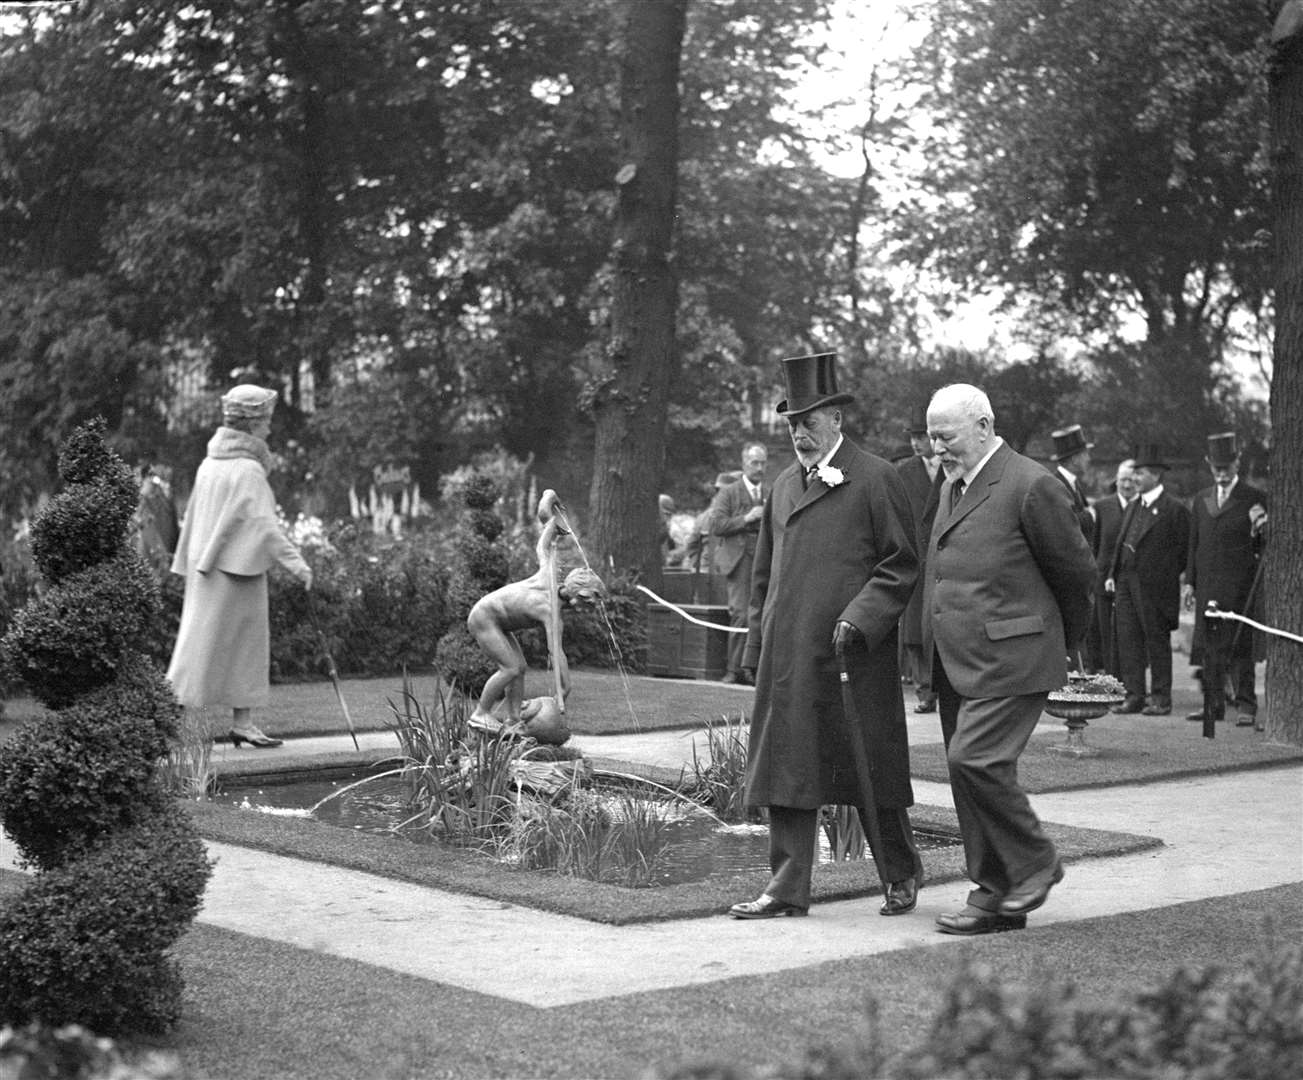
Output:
(730, 352), (923, 920)
(710, 442), (769, 685)
(1048, 424), (1094, 540)
(1182, 433), (1268, 729)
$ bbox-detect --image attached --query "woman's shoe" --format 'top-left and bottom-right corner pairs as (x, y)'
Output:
(229, 728), (283, 749)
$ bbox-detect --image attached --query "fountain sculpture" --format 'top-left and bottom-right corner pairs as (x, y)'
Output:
(466, 489), (604, 745)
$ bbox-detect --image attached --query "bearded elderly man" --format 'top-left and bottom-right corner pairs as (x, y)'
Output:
(729, 352), (923, 920)
(923, 384), (1095, 936)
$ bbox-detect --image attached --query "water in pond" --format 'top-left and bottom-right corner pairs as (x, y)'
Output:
(215, 770), (959, 887)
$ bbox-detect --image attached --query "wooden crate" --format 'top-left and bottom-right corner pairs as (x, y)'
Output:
(646, 602), (731, 680)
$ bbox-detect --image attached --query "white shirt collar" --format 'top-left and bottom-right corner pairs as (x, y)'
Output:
(1217, 476), (1237, 495)
(1057, 464), (1077, 483)
(1141, 484), (1163, 507)
(960, 437), (1003, 486)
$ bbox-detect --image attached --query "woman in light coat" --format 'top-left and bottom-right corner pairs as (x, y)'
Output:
(167, 385), (312, 748)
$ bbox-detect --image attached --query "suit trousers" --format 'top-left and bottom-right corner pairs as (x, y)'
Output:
(764, 804), (922, 909)
(933, 655), (1057, 905)
(1201, 622), (1259, 719)
(1114, 569), (1172, 702)
(724, 556), (753, 676)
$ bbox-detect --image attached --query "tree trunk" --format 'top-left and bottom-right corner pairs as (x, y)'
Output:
(587, 0), (687, 585)
(1265, 2), (1303, 746)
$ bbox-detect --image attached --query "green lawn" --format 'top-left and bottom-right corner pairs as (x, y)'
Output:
(0, 668), (752, 743)
(1, 871), (1296, 1080)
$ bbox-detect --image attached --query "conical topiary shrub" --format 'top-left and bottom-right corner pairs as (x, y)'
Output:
(0, 419), (212, 1034)
(433, 471), (510, 692)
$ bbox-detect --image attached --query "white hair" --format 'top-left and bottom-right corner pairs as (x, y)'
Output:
(930, 383), (994, 425)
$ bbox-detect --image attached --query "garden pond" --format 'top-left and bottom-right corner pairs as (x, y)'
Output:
(215, 768), (961, 887)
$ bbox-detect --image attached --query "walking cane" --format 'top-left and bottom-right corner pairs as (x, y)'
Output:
(304, 589), (360, 751)
(836, 641), (892, 896)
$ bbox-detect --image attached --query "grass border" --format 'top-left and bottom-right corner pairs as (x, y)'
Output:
(187, 761), (1162, 926)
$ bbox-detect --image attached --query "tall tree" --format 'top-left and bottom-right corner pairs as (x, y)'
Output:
(904, 0), (1274, 456)
(586, 0), (687, 581)
(1266, 0), (1303, 747)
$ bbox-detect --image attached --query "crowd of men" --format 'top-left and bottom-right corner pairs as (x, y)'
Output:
(677, 410), (1268, 732)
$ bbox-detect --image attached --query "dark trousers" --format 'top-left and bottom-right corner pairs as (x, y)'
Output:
(1093, 590), (1118, 675)
(724, 558), (752, 676)
(901, 642), (934, 701)
(1114, 570), (1172, 703)
(933, 654), (1057, 907)
(1201, 622), (1259, 719)
(764, 804), (921, 909)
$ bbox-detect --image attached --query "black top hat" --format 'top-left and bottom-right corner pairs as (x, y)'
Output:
(904, 405), (929, 435)
(1205, 432), (1239, 466)
(1049, 424), (1093, 462)
(1131, 443), (1170, 471)
(775, 352), (854, 417)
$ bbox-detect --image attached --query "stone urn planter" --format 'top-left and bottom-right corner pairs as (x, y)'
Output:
(1044, 672), (1125, 757)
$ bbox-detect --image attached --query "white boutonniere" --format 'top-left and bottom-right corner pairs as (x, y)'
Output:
(815, 463), (845, 488)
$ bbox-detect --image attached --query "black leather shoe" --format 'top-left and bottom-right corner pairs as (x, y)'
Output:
(728, 894), (808, 919)
(879, 877), (918, 916)
(999, 861), (1064, 916)
(1111, 697), (1145, 714)
(1236, 713), (1256, 727)
(936, 909), (1027, 936)
(1141, 698), (1171, 715)
(913, 697), (937, 714)
(1185, 710), (1206, 722)
(721, 672), (740, 684)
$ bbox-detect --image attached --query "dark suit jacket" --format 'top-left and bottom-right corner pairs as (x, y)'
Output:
(894, 455), (942, 647)
(1109, 489), (1190, 630)
(744, 439), (918, 809)
(923, 442), (1095, 699)
(710, 478), (763, 576)
(1091, 493), (1129, 584)
(1055, 466), (1093, 539)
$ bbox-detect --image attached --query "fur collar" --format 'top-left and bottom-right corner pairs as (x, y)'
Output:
(207, 426), (272, 474)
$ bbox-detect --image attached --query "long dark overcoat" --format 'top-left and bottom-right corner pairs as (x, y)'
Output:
(1186, 479), (1268, 663)
(742, 439), (919, 810)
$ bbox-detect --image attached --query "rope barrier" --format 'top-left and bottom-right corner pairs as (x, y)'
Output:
(635, 584), (748, 633)
(1204, 603), (1303, 646)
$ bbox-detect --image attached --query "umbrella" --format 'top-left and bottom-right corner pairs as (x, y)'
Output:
(836, 642), (891, 895)
(305, 589), (360, 751)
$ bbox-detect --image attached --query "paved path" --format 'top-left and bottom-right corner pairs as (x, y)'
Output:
(187, 765), (1301, 1007)
(4, 663), (1300, 1011)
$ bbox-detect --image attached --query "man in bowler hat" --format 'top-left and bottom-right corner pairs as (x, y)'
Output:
(1182, 433), (1268, 729)
(1106, 444), (1190, 715)
(730, 352), (923, 919)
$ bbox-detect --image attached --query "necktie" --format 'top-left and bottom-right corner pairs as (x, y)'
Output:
(950, 478), (965, 514)
(804, 466), (817, 489)
(1216, 485), (1228, 508)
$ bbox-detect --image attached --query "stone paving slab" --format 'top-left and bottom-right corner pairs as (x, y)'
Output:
(144, 766), (1303, 1008)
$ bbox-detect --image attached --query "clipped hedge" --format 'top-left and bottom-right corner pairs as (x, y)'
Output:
(0, 418), (211, 1035)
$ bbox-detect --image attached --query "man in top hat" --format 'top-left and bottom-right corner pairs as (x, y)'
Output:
(730, 352), (923, 920)
(1105, 444), (1190, 716)
(1048, 424), (1095, 540)
(922, 384), (1094, 935)
(1090, 459), (1138, 676)
(710, 442), (769, 685)
(896, 404), (944, 713)
(1182, 433), (1269, 729)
